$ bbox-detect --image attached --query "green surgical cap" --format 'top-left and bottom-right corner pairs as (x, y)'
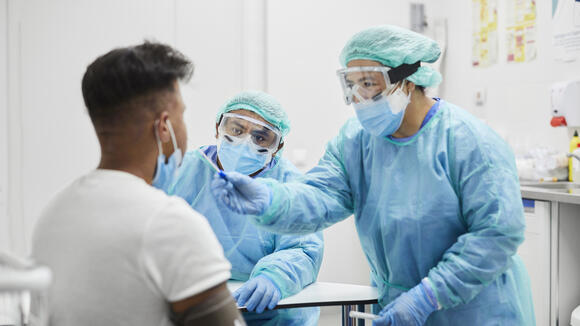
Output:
(216, 90), (290, 138)
(339, 25), (442, 87)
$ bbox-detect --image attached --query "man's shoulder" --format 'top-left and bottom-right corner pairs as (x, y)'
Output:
(36, 170), (184, 228)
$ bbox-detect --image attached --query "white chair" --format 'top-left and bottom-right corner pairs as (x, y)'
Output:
(0, 251), (51, 326)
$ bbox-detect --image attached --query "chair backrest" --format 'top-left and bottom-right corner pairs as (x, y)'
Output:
(0, 251), (52, 326)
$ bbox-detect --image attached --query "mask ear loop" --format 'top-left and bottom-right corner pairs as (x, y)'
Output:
(154, 120), (163, 157)
(404, 80), (412, 104)
(394, 80), (411, 101)
(165, 119), (182, 166)
(166, 120), (178, 153)
(152, 120), (164, 183)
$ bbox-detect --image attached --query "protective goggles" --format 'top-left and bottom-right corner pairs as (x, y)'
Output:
(218, 113), (282, 154)
(336, 62), (420, 105)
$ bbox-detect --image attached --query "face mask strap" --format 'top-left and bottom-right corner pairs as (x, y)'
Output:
(154, 120), (163, 156)
(393, 80), (412, 103)
(166, 119), (179, 154)
(386, 62), (420, 84)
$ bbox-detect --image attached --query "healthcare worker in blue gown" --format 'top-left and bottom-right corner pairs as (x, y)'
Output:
(211, 26), (535, 325)
(156, 91), (324, 326)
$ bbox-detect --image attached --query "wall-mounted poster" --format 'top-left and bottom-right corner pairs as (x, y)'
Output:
(506, 0), (537, 63)
(472, 0), (499, 67)
(553, 0), (580, 62)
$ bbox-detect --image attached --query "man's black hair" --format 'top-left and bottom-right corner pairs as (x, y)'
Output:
(82, 41), (193, 125)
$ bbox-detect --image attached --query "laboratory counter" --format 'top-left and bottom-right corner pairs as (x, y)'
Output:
(519, 182), (580, 326)
(520, 182), (580, 205)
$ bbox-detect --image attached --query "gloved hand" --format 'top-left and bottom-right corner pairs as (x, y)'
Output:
(373, 279), (438, 326)
(211, 171), (272, 215)
(233, 275), (282, 313)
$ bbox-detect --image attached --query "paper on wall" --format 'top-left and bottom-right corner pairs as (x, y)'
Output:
(505, 0), (538, 63)
(472, 0), (499, 67)
(553, 0), (580, 62)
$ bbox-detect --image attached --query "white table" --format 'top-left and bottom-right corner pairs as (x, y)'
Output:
(228, 281), (379, 326)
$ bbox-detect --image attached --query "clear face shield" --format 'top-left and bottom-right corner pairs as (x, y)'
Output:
(336, 62), (421, 106)
(217, 113), (282, 155)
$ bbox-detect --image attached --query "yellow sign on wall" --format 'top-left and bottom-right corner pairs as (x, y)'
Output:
(506, 0), (537, 63)
(472, 0), (499, 67)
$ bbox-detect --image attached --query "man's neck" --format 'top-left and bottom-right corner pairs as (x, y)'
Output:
(391, 93), (436, 139)
(98, 152), (157, 184)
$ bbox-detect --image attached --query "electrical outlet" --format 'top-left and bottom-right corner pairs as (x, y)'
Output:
(474, 88), (486, 106)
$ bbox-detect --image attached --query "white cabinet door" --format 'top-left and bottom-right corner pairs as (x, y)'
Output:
(518, 199), (550, 326)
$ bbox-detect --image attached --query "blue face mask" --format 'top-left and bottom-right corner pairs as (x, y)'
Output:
(217, 139), (271, 175)
(152, 120), (182, 189)
(353, 87), (410, 137)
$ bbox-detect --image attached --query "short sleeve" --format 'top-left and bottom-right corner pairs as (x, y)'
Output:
(142, 197), (231, 302)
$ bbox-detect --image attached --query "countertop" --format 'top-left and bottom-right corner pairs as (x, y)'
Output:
(520, 185), (580, 205)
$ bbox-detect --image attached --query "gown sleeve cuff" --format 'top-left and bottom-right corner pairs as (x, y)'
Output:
(423, 277), (442, 310)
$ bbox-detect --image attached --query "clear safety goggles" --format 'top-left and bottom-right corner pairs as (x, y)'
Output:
(336, 62), (420, 105)
(218, 113), (282, 154)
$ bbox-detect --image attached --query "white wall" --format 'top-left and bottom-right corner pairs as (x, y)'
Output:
(0, 0), (9, 251)
(429, 0), (575, 154)
(175, 0), (268, 150)
(1, 0), (252, 255)
(174, 0), (244, 150)
(4, 0), (176, 255)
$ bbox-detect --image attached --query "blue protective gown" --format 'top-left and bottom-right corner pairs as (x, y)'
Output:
(165, 146), (323, 326)
(249, 100), (535, 325)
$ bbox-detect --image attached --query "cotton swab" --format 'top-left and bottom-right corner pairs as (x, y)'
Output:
(349, 311), (380, 320)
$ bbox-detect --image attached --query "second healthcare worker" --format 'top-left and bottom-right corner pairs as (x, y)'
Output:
(211, 26), (535, 325)
(158, 91), (324, 326)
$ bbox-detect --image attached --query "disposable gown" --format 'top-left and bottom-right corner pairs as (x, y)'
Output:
(250, 100), (535, 325)
(164, 146), (323, 326)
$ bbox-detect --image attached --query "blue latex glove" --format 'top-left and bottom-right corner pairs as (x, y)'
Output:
(233, 275), (282, 313)
(373, 279), (438, 326)
(211, 171), (272, 215)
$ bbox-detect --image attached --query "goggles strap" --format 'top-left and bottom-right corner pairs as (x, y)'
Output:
(387, 61), (420, 83)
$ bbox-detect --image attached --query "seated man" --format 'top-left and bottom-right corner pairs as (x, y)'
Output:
(32, 42), (245, 326)
(160, 91), (324, 325)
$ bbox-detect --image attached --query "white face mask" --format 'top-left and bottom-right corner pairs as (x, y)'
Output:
(386, 86), (412, 114)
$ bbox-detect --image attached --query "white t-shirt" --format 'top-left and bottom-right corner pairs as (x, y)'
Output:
(32, 169), (231, 326)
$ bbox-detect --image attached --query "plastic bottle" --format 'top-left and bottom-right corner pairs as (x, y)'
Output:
(573, 144), (580, 183)
(569, 130), (580, 181)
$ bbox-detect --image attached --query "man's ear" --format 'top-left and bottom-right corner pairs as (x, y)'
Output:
(215, 123), (219, 139)
(156, 111), (172, 143)
(273, 141), (285, 157)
